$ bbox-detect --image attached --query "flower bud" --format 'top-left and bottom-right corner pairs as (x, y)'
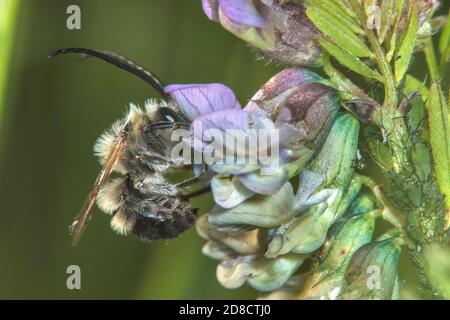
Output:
(202, 0), (322, 66)
(209, 181), (296, 229)
(216, 253), (307, 291)
(418, 0), (440, 27)
(339, 238), (402, 300)
(391, 0), (440, 42)
(245, 68), (339, 150)
(299, 198), (377, 299)
(197, 214), (307, 292)
(306, 113), (360, 188)
(196, 214), (267, 256)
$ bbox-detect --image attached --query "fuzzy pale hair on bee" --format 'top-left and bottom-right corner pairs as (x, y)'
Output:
(93, 103), (143, 173)
(93, 117), (127, 173)
(93, 103), (139, 170)
(97, 177), (125, 215)
(111, 208), (137, 235)
(93, 99), (185, 173)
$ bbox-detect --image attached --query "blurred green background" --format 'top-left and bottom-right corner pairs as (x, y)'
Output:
(0, 0), (448, 300)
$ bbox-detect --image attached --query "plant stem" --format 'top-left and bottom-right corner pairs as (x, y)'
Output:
(358, 5), (412, 176)
(350, 0), (447, 297)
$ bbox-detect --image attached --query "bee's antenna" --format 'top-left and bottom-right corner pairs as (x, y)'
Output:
(49, 48), (171, 101)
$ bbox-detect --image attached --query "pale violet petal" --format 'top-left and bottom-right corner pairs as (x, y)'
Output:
(211, 175), (255, 209)
(202, 0), (219, 22)
(165, 83), (241, 120)
(238, 168), (288, 195)
(219, 0), (266, 28)
(209, 182), (295, 228)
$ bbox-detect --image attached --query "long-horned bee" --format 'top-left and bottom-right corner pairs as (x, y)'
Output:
(49, 48), (205, 246)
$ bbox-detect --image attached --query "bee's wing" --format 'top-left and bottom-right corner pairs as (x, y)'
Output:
(71, 134), (126, 246)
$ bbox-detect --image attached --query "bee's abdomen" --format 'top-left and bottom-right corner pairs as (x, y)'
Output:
(131, 199), (197, 240)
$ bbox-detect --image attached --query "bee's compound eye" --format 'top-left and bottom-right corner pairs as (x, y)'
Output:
(158, 107), (181, 122)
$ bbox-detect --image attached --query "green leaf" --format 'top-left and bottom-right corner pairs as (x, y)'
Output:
(319, 39), (382, 81)
(378, 0), (394, 44)
(386, 0), (406, 62)
(330, 0), (357, 19)
(439, 10), (450, 57)
(306, 3), (373, 58)
(322, 53), (368, 101)
(411, 142), (431, 182)
(309, 0), (363, 35)
(406, 93), (427, 132)
(424, 38), (439, 82)
(394, 1), (419, 84)
(367, 139), (393, 171)
(427, 82), (450, 211)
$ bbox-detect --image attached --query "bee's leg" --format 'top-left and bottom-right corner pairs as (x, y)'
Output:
(174, 164), (207, 189)
(181, 185), (211, 200)
(174, 122), (191, 129)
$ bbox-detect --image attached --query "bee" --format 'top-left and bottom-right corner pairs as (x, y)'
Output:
(49, 48), (206, 246)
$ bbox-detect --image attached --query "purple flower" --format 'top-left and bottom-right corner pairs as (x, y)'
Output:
(165, 68), (338, 209)
(201, 0), (322, 66)
(164, 83), (241, 120)
(245, 68), (339, 149)
(202, 0), (267, 28)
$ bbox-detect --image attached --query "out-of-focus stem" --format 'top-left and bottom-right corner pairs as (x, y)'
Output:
(0, 0), (20, 130)
(424, 38), (439, 82)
